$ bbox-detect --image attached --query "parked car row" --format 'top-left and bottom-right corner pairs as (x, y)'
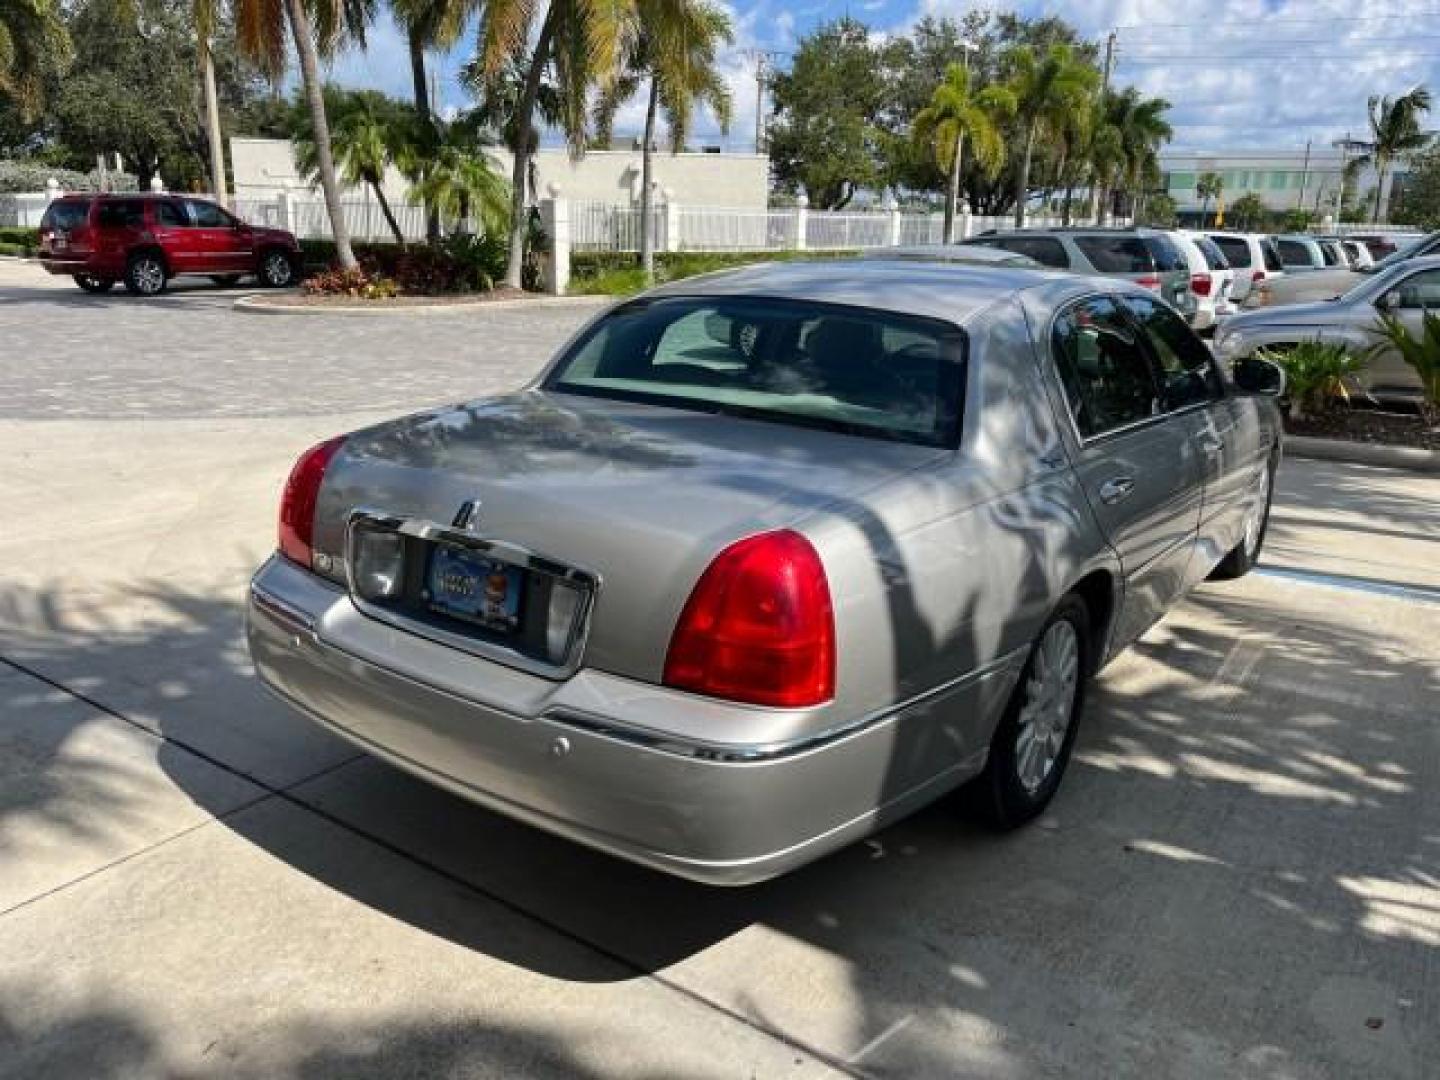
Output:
(37, 192), (302, 295)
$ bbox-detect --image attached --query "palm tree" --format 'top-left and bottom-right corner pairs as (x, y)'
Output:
(1005, 43), (1098, 227)
(1197, 171), (1223, 227)
(408, 130), (510, 235)
(476, 0), (635, 289)
(234, 0), (376, 271)
(1087, 121), (1126, 226)
(191, 0), (227, 206)
(1352, 87), (1433, 223)
(392, 0), (478, 242)
(0, 0), (71, 119)
(1102, 86), (1172, 221)
(912, 63), (1014, 243)
(294, 87), (410, 246)
(593, 0), (732, 282)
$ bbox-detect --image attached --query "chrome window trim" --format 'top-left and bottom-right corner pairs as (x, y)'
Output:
(343, 508), (602, 679)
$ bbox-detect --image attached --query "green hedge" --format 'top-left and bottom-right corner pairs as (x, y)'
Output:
(0, 227), (38, 255)
(569, 249), (859, 296)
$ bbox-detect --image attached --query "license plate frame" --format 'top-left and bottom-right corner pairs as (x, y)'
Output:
(424, 543), (526, 636)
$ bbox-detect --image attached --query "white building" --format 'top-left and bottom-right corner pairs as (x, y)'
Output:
(229, 137), (770, 210)
(1157, 147), (1403, 221)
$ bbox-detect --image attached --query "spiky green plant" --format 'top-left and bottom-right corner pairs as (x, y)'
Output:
(1257, 340), (1367, 420)
(1367, 312), (1440, 424)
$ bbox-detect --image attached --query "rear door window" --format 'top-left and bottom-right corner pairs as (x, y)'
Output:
(95, 200), (146, 229)
(1390, 269), (1440, 308)
(1211, 236), (1251, 268)
(1049, 295), (1163, 437)
(40, 200), (91, 231)
(1074, 236), (1156, 273)
(996, 235), (1070, 268)
(155, 201), (187, 228)
(1144, 235), (1187, 272)
(1276, 239), (1315, 267)
(1262, 240), (1284, 271)
(1194, 236), (1230, 271)
(547, 297), (966, 447)
(1121, 294), (1224, 410)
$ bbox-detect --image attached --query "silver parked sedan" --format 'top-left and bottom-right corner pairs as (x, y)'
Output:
(1216, 254), (1440, 400)
(248, 262), (1284, 885)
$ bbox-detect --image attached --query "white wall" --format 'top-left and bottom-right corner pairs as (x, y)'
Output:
(230, 138), (769, 210)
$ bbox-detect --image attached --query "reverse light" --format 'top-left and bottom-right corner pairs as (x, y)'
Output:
(278, 436), (346, 568)
(663, 530), (835, 708)
(1191, 272), (1213, 297)
(352, 528), (404, 599)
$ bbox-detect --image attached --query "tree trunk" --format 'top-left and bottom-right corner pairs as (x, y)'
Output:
(371, 178), (406, 246)
(1014, 122), (1037, 227)
(409, 28), (441, 244)
(1373, 158), (1388, 223)
(640, 78), (658, 282)
(284, 0), (356, 270)
(942, 129), (965, 243)
(503, 11), (558, 290)
(199, 36), (227, 208)
(1061, 181), (1074, 225)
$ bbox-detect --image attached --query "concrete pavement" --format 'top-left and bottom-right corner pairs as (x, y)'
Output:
(1, 261), (1437, 1078)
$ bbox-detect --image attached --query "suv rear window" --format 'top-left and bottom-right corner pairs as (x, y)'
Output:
(40, 200), (91, 231)
(1276, 239), (1316, 268)
(1194, 236), (1230, 271)
(1263, 239), (1283, 271)
(546, 296), (966, 447)
(1074, 235), (1157, 273)
(1144, 235), (1187, 272)
(1212, 236), (1251, 268)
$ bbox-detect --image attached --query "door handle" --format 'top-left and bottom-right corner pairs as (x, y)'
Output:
(1098, 476), (1136, 505)
(1198, 434), (1226, 455)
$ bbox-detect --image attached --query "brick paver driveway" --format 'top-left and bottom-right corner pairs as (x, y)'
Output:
(1, 260), (1436, 1079)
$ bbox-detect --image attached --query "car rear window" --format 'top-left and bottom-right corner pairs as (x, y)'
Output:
(40, 200), (91, 231)
(1276, 239), (1316, 268)
(993, 236), (1069, 268)
(545, 296), (966, 447)
(1144, 235), (1187, 272)
(1211, 236), (1251, 268)
(1194, 236), (1230, 271)
(1074, 235), (1157, 273)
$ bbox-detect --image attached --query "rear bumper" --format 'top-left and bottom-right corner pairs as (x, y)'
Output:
(247, 556), (1019, 885)
(38, 255), (92, 275)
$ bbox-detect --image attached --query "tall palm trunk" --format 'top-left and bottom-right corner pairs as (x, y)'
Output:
(942, 128), (965, 244)
(503, 10), (558, 290)
(284, 0), (356, 269)
(1014, 121), (1037, 227)
(409, 28), (441, 244)
(370, 177), (406, 246)
(199, 36), (227, 207)
(640, 79), (659, 282)
(1061, 181), (1074, 225)
(1373, 157), (1389, 223)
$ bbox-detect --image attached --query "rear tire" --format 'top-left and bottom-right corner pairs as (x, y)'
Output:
(123, 253), (167, 296)
(209, 274), (242, 287)
(1209, 456), (1276, 581)
(258, 248), (296, 288)
(73, 274), (115, 294)
(973, 595), (1090, 830)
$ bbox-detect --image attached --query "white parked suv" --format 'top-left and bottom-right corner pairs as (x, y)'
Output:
(1205, 232), (1285, 304)
(1171, 230), (1236, 331)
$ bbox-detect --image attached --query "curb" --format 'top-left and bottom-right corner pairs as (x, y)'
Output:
(232, 292), (613, 316)
(1286, 434), (1440, 473)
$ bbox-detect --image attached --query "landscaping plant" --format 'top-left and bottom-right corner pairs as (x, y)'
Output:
(1367, 312), (1440, 425)
(1257, 340), (1367, 420)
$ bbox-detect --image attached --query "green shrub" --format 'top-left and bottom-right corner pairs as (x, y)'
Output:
(302, 266), (399, 299)
(300, 233), (508, 297)
(0, 227), (38, 253)
(570, 249), (860, 296)
(1257, 340), (1366, 420)
(1367, 312), (1440, 424)
(0, 241), (24, 257)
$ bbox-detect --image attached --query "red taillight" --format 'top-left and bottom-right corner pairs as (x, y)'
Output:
(663, 530), (835, 708)
(278, 436), (345, 568)
(1135, 276), (1161, 290)
(1191, 272), (1212, 297)
(1252, 269), (1265, 282)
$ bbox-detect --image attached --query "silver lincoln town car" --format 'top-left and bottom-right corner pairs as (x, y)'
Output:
(248, 261), (1285, 885)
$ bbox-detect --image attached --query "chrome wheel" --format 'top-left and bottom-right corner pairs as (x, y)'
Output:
(1015, 620), (1081, 794)
(129, 257), (164, 295)
(1242, 467), (1270, 559)
(261, 251), (294, 287)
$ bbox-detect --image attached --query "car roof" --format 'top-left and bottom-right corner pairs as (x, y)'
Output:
(641, 258), (1119, 325)
(864, 244), (1041, 265)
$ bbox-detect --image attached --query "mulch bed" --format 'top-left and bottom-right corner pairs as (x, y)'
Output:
(261, 286), (532, 308)
(1286, 408), (1440, 452)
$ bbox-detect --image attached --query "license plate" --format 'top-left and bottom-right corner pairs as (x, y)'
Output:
(53, 235), (67, 251)
(424, 544), (524, 634)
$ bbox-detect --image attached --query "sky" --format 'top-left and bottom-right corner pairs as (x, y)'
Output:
(326, 1), (1440, 154)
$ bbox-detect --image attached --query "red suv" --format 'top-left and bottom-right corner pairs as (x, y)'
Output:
(37, 194), (302, 296)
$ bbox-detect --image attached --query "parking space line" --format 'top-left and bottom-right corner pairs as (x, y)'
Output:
(1255, 565), (1440, 605)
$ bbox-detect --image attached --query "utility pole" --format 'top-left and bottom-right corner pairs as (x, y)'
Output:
(747, 50), (783, 154)
(1297, 137), (1312, 218)
(1087, 30), (1117, 224)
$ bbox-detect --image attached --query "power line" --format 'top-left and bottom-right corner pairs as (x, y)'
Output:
(1116, 11), (1440, 31)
